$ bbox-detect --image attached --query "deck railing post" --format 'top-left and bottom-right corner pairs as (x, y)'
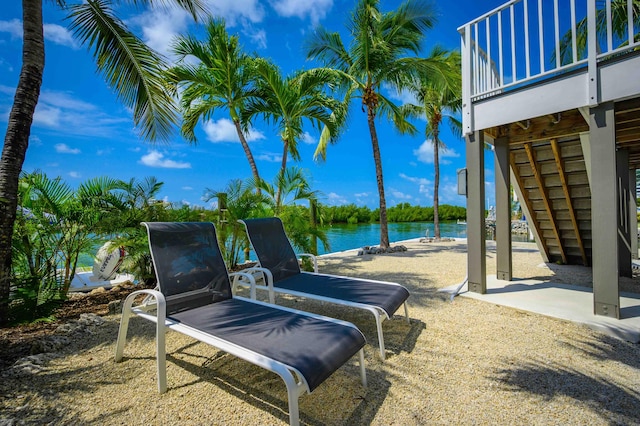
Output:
(587, 0), (599, 105)
(461, 24), (473, 135)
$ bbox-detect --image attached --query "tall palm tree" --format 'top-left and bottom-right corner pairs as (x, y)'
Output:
(0, 0), (204, 325)
(167, 19), (262, 189)
(404, 48), (462, 240)
(306, 0), (452, 249)
(243, 58), (344, 207)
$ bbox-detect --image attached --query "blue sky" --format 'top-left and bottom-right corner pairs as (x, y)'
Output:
(0, 0), (504, 210)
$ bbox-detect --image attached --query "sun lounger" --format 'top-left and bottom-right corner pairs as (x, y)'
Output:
(114, 222), (366, 426)
(238, 217), (410, 360)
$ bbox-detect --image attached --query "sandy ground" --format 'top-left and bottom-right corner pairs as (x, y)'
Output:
(1, 239), (639, 425)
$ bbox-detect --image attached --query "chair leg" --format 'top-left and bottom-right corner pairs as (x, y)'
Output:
(373, 311), (386, 360)
(404, 302), (410, 324)
(359, 349), (367, 387)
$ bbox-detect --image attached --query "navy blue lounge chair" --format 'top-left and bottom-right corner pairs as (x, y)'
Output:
(238, 217), (410, 360)
(115, 222), (366, 426)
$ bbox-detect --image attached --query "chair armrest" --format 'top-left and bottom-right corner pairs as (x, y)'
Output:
(229, 271), (257, 300)
(298, 253), (318, 273)
(241, 267), (275, 304)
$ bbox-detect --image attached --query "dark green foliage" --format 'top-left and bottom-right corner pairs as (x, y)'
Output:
(324, 202), (465, 224)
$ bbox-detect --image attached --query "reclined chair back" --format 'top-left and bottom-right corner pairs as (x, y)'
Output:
(241, 217), (301, 282)
(143, 222), (232, 314)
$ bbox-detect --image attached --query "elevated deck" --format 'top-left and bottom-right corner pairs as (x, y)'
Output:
(461, 0), (640, 321)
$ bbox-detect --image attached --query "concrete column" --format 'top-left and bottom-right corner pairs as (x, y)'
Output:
(589, 102), (620, 318)
(630, 170), (638, 260)
(617, 150), (632, 277)
(466, 131), (486, 293)
(495, 136), (512, 281)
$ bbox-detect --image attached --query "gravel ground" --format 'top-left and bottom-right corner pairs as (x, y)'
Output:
(1, 239), (639, 425)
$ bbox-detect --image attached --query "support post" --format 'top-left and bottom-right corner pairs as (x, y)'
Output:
(466, 131), (486, 293)
(495, 136), (512, 281)
(617, 149), (632, 277)
(631, 170), (638, 260)
(589, 102), (620, 318)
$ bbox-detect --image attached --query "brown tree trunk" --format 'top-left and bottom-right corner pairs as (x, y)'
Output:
(0, 0), (45, 325)
(233, 119), (261, 194)
(366, 107), (389, 249)
(275, 139), (288, 212)
(433, 127), (441, 240)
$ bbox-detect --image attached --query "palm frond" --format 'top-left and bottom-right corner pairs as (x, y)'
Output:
(68, 0), (177, 142)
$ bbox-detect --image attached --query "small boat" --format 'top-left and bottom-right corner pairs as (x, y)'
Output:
(69, 268), (135, 292)
(457, 219), (467, 225)
(67, 242), (135, 292)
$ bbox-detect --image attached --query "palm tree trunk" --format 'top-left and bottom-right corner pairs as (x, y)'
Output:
(367, 108), (390, 249)
(433, 129), (441, 239)
(275, 139), (288, 211)
(233, 119), (261, 194)
(0, 0), (45, 325)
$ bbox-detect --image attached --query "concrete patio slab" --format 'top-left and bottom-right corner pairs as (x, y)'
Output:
(442, 274), (640, 343)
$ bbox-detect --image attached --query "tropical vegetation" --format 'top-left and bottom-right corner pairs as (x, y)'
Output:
(403, 48), (462, 239)
(306, 0), (458, 249)
(0, 0), (206, 325)
(3, 1), (470, 325)
(167, 19), (262, 189)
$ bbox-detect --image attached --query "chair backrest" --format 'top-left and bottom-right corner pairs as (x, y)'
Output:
(241, 217), (301, 282)
(142, 222), (232, 313)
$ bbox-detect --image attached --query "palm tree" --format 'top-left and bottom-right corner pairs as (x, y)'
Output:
(254, 166), (319, 216)
(558, 0), (640, 65)
(0, 0), (204, 325)
(243, 58), (344, 207)
(202, 179), (269, 268)
(167, 19), (262, 189)
(403, 48), (462, 240)
(306, 0), (452, 249)
(252, 167), (330, 256)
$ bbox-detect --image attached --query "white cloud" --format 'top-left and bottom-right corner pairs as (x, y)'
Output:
(399, 173), (430, 186)
(385, 84), (418, 106)
(390, 189), (412, 200)
(203, 118), (265, 143)
(245, 28), (267, 49)
(182, 186), (193, 190)
(134, 6), (190, 58)
(0, 20), (78, 48)
(256, 152), (282, 162)
(25, 89), (129, 136)
(0, 19), (22, 38)
(326, 192), (347, 205)
(43, 24), (78, 49)
(400, 173), (432, 200)
(413, 139), (460, 165)
(33, 105), (62, 127)
(204, 0), (266, 26)
(354, 192), (369, 198)
(55, 143), (80, 154)
(270, 0), (333, 25)
(69, 171), (80, 178)
(301, 132), (315, 144)
(140, 150), (191, 168)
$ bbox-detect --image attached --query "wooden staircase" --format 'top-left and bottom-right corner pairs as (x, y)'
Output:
(510, 137), (592, 266)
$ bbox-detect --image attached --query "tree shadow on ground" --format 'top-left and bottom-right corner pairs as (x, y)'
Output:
(491, 360), (639, 424)
(166, 347), (391, 426)
(568, 334), (640, 370)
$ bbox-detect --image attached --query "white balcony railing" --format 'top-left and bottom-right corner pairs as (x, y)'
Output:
(459, 0), (640, 133)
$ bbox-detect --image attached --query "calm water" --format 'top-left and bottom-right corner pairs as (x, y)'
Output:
(317, 221), (532, 255)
